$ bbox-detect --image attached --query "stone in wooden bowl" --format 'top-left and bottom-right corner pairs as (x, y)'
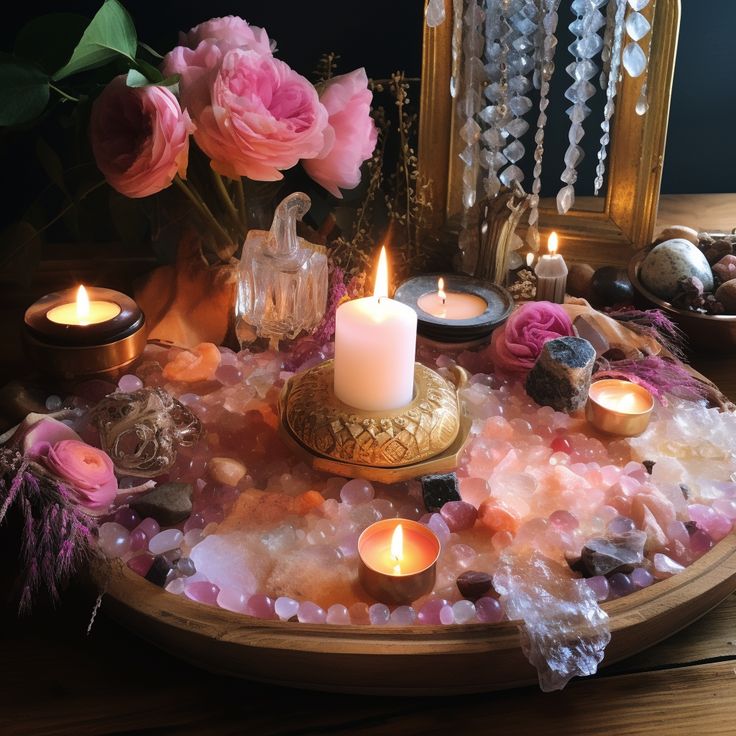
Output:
(628, 249), (736, 354)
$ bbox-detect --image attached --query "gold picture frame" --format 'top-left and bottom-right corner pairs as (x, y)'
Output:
(418, 0), (681, 266)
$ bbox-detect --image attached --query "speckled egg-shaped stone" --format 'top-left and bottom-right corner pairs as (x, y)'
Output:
(640, 238), (714, 300)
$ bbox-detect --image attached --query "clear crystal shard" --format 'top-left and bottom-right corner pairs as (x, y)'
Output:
(557, 184), (575, 214)
(460, 118), (481, 144)
(503, 139), (525, 163)
(509, 95), (533, 116)
(564, 145), (584, 168)
(622, 42), (647, 77)
(500, 164), (524, 186)
(628, 0), (650, 10)
(506, 117), (530, 138)
(625, 11), (650, 42)
(481, 127), (505, 148)
(425, 0), (446, 28)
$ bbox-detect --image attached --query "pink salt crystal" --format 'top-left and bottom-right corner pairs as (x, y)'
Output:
(427, 513), (451, 546)
(214, 363), (242, 386)
(202, 507), (224, 526)
(630, 568), (654, 588)
(447, 543), (477, 569)
(217, 589), (249, 613)
(483, 416), (514, 441)
(185, 581), (220, 606)
(136, 517), (160, 539)
(653, 553), (686, 577)
(247, 594), (277, 620)
(297, 601), (326, 624)
(440, 501), (478, 532)
(118, 374), (143, 393)
(600, 465), (620, 486)
(417, 598), (448, 625)
(666, 520), (690, 547)
(550, 436), (573, 454)
(688, 504), (732, 541)
(492, 531), (513, 551)
(326, 604), (351, 625)
(127, 554), (154, 577)
(475, 596), (504, 624)
(349, 602), (371, 624)
(439, 604), (455, 625)
(369, 603), (391, 625)
(549, 452), (569, 466)
(340, 479), (375, 505)
(390, 606), (417, 625)
(549, 510), (578, 531)
(459, 476), (489, 507)
(585, 576), (610, 602)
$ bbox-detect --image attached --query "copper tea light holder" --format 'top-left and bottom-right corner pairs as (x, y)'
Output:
(585, 379), (654, 437)
(278, 359), (471, 483)
(23, 287), (146, 384)
(393, 274), (513, 347)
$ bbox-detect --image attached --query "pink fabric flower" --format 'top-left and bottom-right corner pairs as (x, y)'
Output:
(90, 75), (193, 198)
(303, 68), (378, 198)
(490, 301), (575, 374)
(163, 44), (328, 180)
(18, 415), (82, 458)
(180, 15), (274, 55)
(43, 440), (117, 516)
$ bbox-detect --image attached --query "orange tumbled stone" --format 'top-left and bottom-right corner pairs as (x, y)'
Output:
(294, 490), (325, 515)
(477, 499), (520, 535)
(163, 342), (221, 383)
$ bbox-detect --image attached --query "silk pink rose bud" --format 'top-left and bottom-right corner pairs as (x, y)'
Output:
(43, 440), (118, 516)
(180, 15), (273, 55)
(90, 76), (193, 199)
(164, 45), (328, 180)
(489, 302), (575, 374)
(303, 68), (378, 198)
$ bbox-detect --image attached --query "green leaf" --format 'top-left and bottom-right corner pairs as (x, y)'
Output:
(132, 58), (163, 83)
(0, 61), (50, 126)
(14, 13), (89, 75)
(53, 0), (137, 81)
(126, 68), (149, 88)
(138, 41), (163, 60)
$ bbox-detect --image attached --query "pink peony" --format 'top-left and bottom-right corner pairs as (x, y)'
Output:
(489, 301), (575, 374)
(90, 75), (193, 198)
(163, 44), (328, 180)
(303, 68), (378, 198)
(43, 440), (118, 516)
(179, 15), (274, 55)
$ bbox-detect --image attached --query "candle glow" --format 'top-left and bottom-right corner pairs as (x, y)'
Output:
(46, 284), (121, 326)
(526, 253), (534, 268)
(374, 246), (389, 300)
(586, 379), (654, 436)
(548, 231), (559, 255)
(437, 277), (447, 304)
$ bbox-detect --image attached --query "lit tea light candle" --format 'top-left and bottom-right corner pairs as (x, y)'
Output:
(358, 519), (440, 604)
(586, 379), (654, 436)
(24, 285), (146, 384)
(416, 277), (488, 320)
(46, 285), (121, 326)
(535, 232), (568, 304)
(333, 246), (418, 411)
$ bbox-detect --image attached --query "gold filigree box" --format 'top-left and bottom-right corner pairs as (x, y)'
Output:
(278, 360), (471, 482)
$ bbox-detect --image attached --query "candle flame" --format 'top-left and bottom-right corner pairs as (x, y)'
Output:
(437, 277), (447, 305)
(616, 392), (638, 413)
(526, 253), (534, 268)
(390, 523), (404, 563)
(374, 246), (389, 300)
(548, 232), (559, 255)
(76, 285), (90, 325)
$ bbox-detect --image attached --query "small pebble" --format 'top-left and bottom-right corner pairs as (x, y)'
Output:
(457, 570), (494, 601)
(97, 522), (130, 559)
(185, 581), (220, 606)
(326, 604), (351, 625)
(390, 606), (417, 625)
(475, 597), (504, 624)
(118, 374), (143, 393)
(421, 473), (461, 512)
(216, 589), (249, 613)
(145, 555), (175, 587)
(45, 395), (63, 411)
(369, 603), (391, 625)
(275, 597), (300, 621)
(246, 595), (277, 620)
(297, 601), (326, 624)
(452, 599), (476, 624)
(340, 479), (375, 505)
(209, 457), (247, 486)
(149, 529), (184, 555)
(440, 501), (478, 532)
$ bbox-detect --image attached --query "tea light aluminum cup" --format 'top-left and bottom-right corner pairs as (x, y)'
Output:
(358, 519), (440, 605)
(585, 379), (654, 437)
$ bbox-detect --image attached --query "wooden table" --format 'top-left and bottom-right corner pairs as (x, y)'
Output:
(3, 195), (736, 734)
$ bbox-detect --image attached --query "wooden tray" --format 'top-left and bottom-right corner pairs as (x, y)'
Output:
(91, 533), (736, 695)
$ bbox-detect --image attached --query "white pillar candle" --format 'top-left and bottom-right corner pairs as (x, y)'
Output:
(535, 232), (568, 303)
(334, 247), (418, 411)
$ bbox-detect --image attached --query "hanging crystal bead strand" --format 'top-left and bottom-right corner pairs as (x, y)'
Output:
(623, 0), (652, 115)
(480, 0), (510, 200)
(497, 0), (538, 190)
(527, 0), (560, 250)
(593, 0), (626, 195)
(426, 0), (447, 27)
(557, 0), (606, 215)
(598, 0), (618, 91)
(451, 0), (464, 99)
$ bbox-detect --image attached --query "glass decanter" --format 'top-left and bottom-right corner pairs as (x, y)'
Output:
(236, 192), (328, 349)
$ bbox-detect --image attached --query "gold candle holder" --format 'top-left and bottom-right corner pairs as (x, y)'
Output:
(358, 519), (440, 605)
(23, 287), (146, 384)
(586, 379), (654, 437)
(278, 359), (471, 483)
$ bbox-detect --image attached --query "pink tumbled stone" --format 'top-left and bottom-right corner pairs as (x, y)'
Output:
(113, 507), (141, 531)
(275, 597), (300, 621)
(215, 364), (242, 386)
(247, 594), (277, 620)
(427, 513), (451, 546)
(340, 479), (375, 505)
(475, 596), (503, 624)
(136, 518), (160, 539)
(452, 599), (476, 624)
(585, 576), (610, 602)
(118, 374), (143, 393)
(369, 603), (390, 625)
(689, 529), (714, 556)
(185, 581), (220, 606)
(714, 498), (736, 520)
(297, 601), (326, 624)
(98, 522), (130, 559)
(439, 604), (455, 625)
(390, 606), (417, 625)
(129, 528), (147, 552)
(217, 588), (249, 613)
(631, 568), (654, 588)
(417, 598), (448, 625)
(326, 604), (351, 625)
(549, 509), (578, 531)
(348, 602), (371, 624)
(183, 513), (206, 533)
(440, 501), (478, 532)
(127, 554), (153, 577)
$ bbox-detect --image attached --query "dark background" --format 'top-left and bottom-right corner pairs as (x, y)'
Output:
(1, 0), (732, 233)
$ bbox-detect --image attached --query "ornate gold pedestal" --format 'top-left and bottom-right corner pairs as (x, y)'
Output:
(278, 360), (471, 482)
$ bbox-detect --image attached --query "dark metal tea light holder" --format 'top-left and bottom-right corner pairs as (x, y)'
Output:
(393, 274), (513, 345)
(23, 287), (146, 383)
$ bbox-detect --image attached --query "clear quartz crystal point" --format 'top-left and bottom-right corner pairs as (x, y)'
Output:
(236, 192), (328, 349)
(625, 11), (650, 41)
(426, 0), (447, 27)
(635, 82), (649, 115)
(622, 0), (651, 80)
(622, 41), (647, 77)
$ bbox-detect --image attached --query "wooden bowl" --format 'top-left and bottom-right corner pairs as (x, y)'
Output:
(628, 250), (736, 353)
(92, 533), (736, 695)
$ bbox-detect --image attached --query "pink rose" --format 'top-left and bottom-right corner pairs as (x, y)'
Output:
(90, 76), (193, 198)
(44, 440), (117, 516)
(163, 44), (328, 180)
(490, 302), (575, 374)
(303, 68), (378, 198)
(180, 15), (274, 56)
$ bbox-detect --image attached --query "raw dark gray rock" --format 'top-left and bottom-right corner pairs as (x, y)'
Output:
(525, 337), (596, 412)
(421, 472), (461, 512)
(457, 570), (495, 601)
(579, 531), (647, 577)
(145, 555), (175, 587)
(131, 482), (193, 526)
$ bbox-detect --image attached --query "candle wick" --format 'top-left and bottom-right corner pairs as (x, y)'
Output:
(441, 296), (446, 306)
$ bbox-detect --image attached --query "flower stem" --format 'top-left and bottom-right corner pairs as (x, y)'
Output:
(173, 176), (233, 259)
(49, 83), (79, 103)
(211, 169), (243, 232)
(235, 178), (247, 225)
